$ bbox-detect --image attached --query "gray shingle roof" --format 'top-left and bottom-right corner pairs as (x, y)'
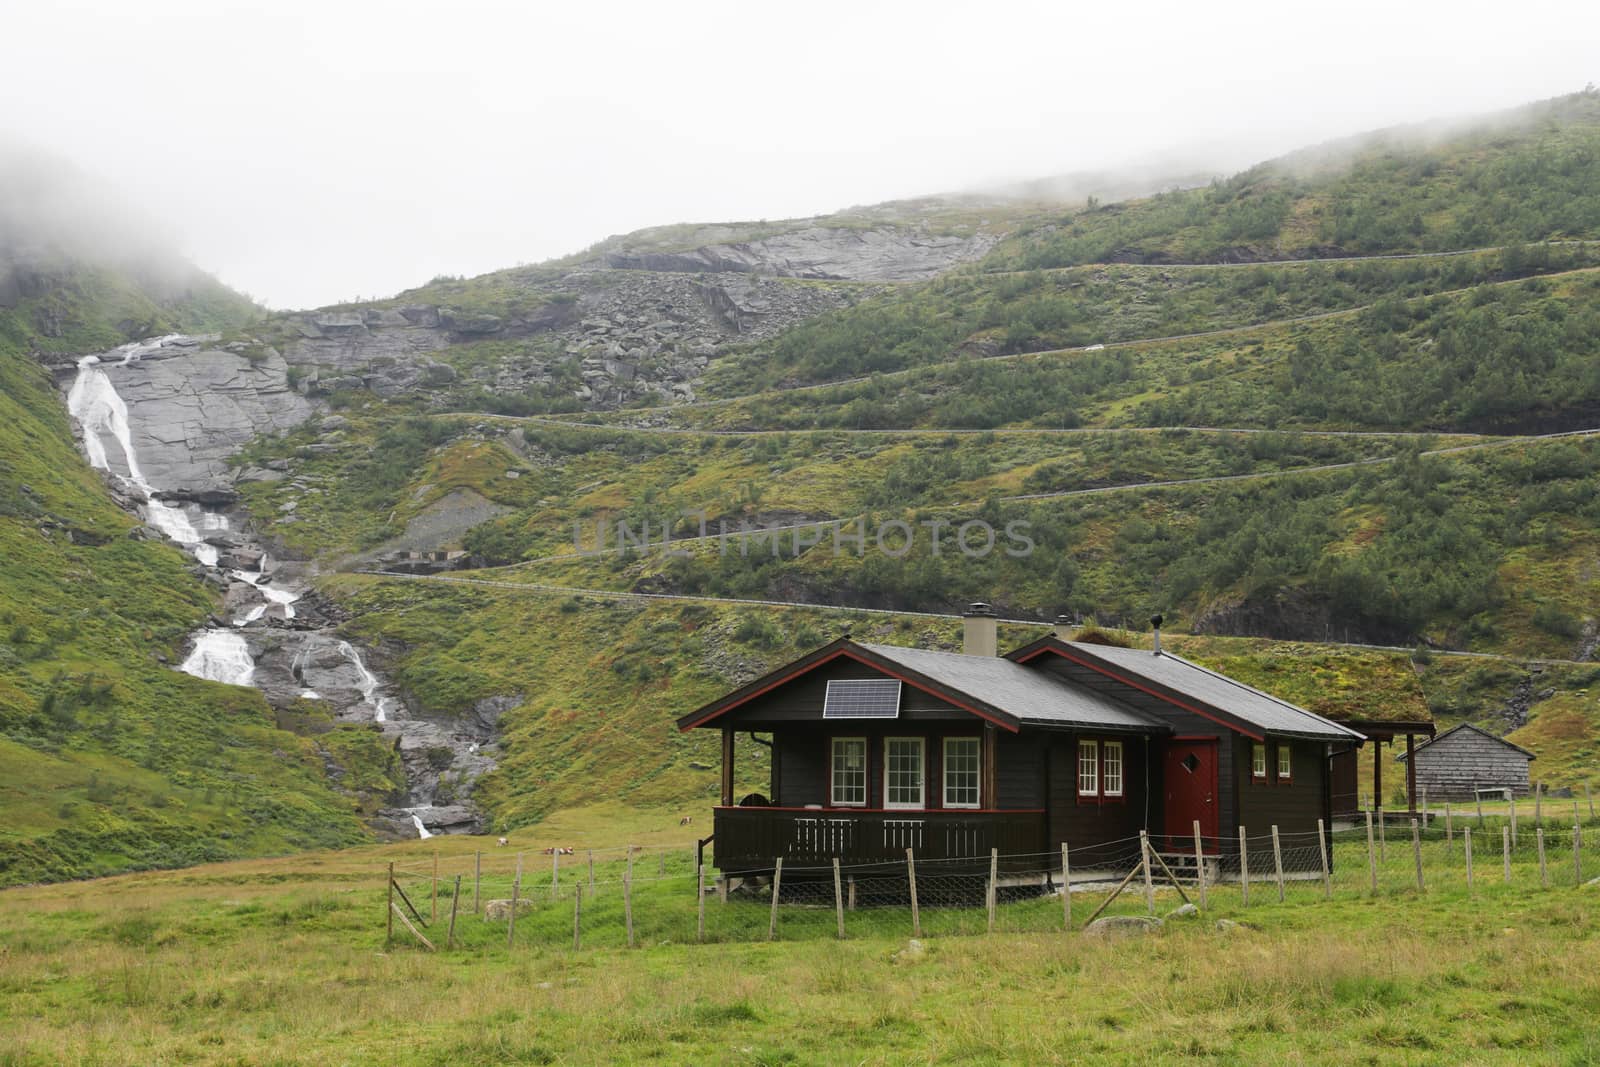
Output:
(1064, 642), (1365, 741)
(858, 642), (1166, 732)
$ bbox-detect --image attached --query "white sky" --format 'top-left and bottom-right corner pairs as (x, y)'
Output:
(2, 0), (1596, 309)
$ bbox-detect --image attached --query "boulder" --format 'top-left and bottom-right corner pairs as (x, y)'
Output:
(484, 898), (535, 922)
(1166, 903), (1199, 920)
(1084, 915), (1163, 938)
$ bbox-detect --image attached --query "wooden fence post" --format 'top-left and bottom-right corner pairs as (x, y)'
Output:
(848, 876), (857, 911)
(1061, 843), (1072, 928)
(988, 848), (1000, 931)
(696, 864), (706, 943)
(1238, 826), (1250, 906)
(1422, 786), (1429, 824)
(474, 851), (482, 915)
(1411, 818), (1424, 892)
(516, 851), (523, 886)
(1535, 782), (1543, 827)
(552, 850), (560, 900)
(1537, 827), (1548, 888)
(1140, 832), (1156, 914)
(1316, 818), (1331, 900)
(1503, 826), (1512, 883)
(1378, 805), (1387, 861)
(624, 869), (634, 948)
(1365, 810), (1377, 893)
(448, 875), (461, 949)
(767, 858), (784, 941)
(1464, 826), (1474, 891)
(431, 851), (439, 924)
(507, 874), (519, 949)
(386, 862), (394, 945)
(1475, 784), (1484, 827)
(1445, 804), (1453, 855)
(1576, 823), (1584, 887)
(906, 848), (921, 939)
(572, 884), (582, 951)
(1510, 794), (1518, 847)
(1270, 826), (1285, 903)
(833, 858), (845, 940)
(1192, 820), (1207, 909)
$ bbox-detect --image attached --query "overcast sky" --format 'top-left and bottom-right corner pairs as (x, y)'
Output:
(2, 0), (1596, 309)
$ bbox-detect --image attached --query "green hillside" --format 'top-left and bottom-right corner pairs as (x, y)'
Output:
(0, 263), (386, 886)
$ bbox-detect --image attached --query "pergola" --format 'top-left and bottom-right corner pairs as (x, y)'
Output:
(1342, 719), (1438, 812)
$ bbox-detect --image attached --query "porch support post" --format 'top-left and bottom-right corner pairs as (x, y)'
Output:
(720, 727), (735, 807)
(1405, 733), (1417, 815)
(982, 723), (998, 809)
(1373, 736), (1383, 811)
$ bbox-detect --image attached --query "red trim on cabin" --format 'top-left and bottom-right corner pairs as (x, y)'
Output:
(1014, 646), (1266, 742)
(678, 645), (1021, 733)
(714, 805), (1045, 815)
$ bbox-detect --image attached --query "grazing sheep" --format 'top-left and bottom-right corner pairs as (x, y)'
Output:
(679, 815), (693, 826)
(497, 837), (509, 847)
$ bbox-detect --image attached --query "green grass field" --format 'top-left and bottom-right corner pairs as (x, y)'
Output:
(4, 811), (1600, 1065)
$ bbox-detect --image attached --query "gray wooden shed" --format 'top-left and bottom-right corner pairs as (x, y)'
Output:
(1395, 723), (1535, 800)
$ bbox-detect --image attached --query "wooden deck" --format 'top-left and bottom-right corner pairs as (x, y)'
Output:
(711, 807), (1048, 874)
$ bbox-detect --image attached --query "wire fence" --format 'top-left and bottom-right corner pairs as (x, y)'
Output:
(380, 811), (1600, 953)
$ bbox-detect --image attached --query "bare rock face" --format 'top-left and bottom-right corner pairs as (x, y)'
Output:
(68, 336), (312, 493)
(601, 225), (1000, 282)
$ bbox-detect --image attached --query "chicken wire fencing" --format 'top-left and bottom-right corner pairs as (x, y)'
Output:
(380, 815), (1600, 953)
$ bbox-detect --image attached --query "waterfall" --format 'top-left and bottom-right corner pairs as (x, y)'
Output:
(411, 814), (434, 839)
(179, 631), (255, 686)
(338, 640), (395, 722)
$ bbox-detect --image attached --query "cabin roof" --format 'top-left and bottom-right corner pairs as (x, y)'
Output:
(856, 642), (1167, 733)
(1395, 722), (1537, 761)
(1009, 636), (1365, 742)
(675, 637), (1166, 734)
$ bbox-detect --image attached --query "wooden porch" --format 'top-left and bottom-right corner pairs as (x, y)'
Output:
(711, 806), (1048, 875)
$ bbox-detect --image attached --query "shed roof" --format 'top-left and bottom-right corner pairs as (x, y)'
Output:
(1395, 722), (1537, 761)
(1009, 636), (1365, 742)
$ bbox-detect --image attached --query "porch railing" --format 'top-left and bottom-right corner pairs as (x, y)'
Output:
(712, 807), (1047, 873)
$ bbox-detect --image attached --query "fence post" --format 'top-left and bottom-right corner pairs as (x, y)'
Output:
(431, 851), (439, 924)
(848, 876), (857, 911)
(1510, 794), (1518, 847)
(1365, 810), (1377, 893)
(573, 884), (582, 952)
(1537, 827), (1548, 888)
(989, 847), (1000, 931)
(1140, 832), (1156, 914)
(906, 848), (921, 939)
(1535, 782), (1543, 828)
(386, 862), (394, 945)
(1445, 804), (1453, 855)
(1502, 826), (1512, 883)
(1464, 826), (1474, 891)
(1316, 818), (1331, 900)
(448, 875), (461, 949)
(1422, 785), (1429, 824)
(1411, 818), (1424, 892)
(696, 863), (706, 943)
(624, 868), (635, 948)
(1378, 805), (1387, 861)
(516, 851), (523, 886)
(1475, 784), (1483, 827)
(474, 851), (482, 914)
(1192, 820), (1207, 909)
(1269, 826), (1285, 903)
(1238, 826), (1250, 906)
(767, 858), (783, 941)
(552, 850), (560, 900)
(832, 858), (845, 939)
(1061, 843), (1072, 928)
(507, 873), (519, 949)
(1576, 823), (1584, 887)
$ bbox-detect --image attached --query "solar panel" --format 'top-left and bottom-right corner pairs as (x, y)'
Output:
(823, 679), (901, 719)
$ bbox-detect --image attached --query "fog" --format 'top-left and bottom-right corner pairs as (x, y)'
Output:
(2, 0), (1595, 310)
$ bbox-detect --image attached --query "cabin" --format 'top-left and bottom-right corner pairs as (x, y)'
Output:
(677, 606), (1366, 879)
(1395, 722), (1535, 800)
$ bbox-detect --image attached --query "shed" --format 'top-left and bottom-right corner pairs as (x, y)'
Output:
(1395, 723), (1535, 800)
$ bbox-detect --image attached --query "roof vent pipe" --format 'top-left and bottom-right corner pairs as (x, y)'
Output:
(1053, 614), (1074, 641)
(1150, 614), (1164, 656)
(963, 602), (998, 657)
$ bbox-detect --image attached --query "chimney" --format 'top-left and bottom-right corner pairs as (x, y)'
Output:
(1053, 614), (1074, 641)
(1150, 614), (1164, 656)
(963, 602), (998, 657)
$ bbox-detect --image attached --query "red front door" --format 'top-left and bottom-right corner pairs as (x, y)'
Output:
(1164, 740), (1219, 849)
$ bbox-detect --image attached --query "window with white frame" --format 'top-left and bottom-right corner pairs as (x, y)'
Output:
(943, 737), (981, 808)
(1277, 742), (1292, 781)
(1102, 740), (1124, 797)
(1078, 739), (1099, 796)
(884, 738), (924, 808)
(1252, 742), (1267, 779)
(831, 738), (867, 806)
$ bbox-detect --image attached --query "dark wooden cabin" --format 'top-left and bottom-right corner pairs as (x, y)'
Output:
(677, 607), (1366, 878)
